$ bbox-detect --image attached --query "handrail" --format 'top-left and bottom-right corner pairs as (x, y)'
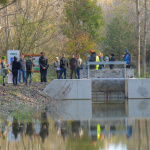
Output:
(87, 61), (126, 65)
(87, 61), (126, 79)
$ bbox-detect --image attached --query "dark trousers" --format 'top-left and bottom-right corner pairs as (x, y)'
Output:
(70, 69), (77, 79)
(126, 64), (131, 68)
(3, 76), (6, 86)
(76, 69), (80, 79)
(59, 68), (67, 79)
(40, 69), (47, 82)
(12, 70), (18, 85)
(26, 72), (33, 85)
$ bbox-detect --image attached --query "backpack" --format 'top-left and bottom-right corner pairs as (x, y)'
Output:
(26, 60), (32, 70)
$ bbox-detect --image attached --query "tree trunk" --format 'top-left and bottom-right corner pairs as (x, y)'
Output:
(149, 59), (150, 77)
(136, 0), (140, 78)
(142, 0), (147, 78)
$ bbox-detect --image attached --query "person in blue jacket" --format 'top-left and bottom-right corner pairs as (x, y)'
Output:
(123, 49), (132, 68)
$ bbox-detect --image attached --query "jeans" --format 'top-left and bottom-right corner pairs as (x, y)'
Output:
(40, 69), (47, 82)
(76, 69), (80, 79)
(18, 70), (26, 83)
(26, 72), (33, 84)
(59, 68), (67, 79)
(70, 69), (77, 79)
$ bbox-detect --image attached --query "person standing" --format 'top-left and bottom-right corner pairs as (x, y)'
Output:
(98, 52), (104, 70)
(123, 49), (132, 68)
(70, 54), (77, 79)
(76, 54), (83, 79)
(39, 52), (49, 83)
(26, 56), (34, 86)
(89, 49), (96, 69)
(18, 55), (26, 83)
(59, 53), (68, 79)
(85, 54), (90, 69)
(54, 57), (60, 79)
(109, 54), (115, 69)
(12, 56), (20, 86)
(1, 56), (9, 86)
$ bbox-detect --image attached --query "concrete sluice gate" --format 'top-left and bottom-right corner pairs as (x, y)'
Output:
(43, 69), (150, 101)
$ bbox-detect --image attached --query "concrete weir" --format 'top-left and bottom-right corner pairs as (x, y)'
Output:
(43, 78), (125, 101)
(43, 79), (91, 100)
(43, 72), (150, 100)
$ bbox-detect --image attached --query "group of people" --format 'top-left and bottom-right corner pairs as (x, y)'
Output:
(0, 49), (132, 86)
(0, 52), (49, 86)
(54, 53), (84, 79)
(0, 55), (35, 86)
(53, 49), (132, 79)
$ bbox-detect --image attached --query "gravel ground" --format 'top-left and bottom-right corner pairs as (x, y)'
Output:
(0, 82), (55, 120)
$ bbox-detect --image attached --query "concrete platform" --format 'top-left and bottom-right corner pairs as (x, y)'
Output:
(80, 69), (134, 79)
(43, 79), (91, 100)
(125, 79), (150, 99)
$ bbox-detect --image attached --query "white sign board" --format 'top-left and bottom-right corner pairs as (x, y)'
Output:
(7, 50), (20, 83)
(8, 126), (20, 142)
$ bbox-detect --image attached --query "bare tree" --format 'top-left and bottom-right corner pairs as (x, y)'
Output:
(136, 0), (141, 78)
(142, 0), (147, 78)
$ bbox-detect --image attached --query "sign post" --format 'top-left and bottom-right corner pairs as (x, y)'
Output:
(7, 50), (20, 83)
(23, 54), (41, 73)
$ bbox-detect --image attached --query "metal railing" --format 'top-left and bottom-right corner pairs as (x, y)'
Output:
(87, 61), (126, 79)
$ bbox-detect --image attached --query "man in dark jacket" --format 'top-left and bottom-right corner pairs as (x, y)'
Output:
(18, 55), (26, 83)
(39, 52), (49, 83)
(59, 53), (68, 79)
(12, 56), (20, 86)
(109, 54), (115, 69)
(89, 49), (96, 69)
(69, 54), (77, 79)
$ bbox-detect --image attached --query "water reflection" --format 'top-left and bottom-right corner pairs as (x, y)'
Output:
(0, 99), (150, 149)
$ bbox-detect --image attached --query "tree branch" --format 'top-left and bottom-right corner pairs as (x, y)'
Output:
(0, 0), (17, 11)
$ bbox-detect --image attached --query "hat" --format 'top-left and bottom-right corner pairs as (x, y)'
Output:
(2, 56), (6, 60)
(40, 52), (44, 54)
(56, 57), (58, 59)
(125, 49), (128, 53)
(90, 49), (93, 54)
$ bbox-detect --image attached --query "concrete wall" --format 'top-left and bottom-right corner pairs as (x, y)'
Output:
(92, 79), (125, 92)
(125, 79), (150, 99)
(80, 69), (134, 79)
(128, 99), (150, 118)
(43, 79), (91, 100)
